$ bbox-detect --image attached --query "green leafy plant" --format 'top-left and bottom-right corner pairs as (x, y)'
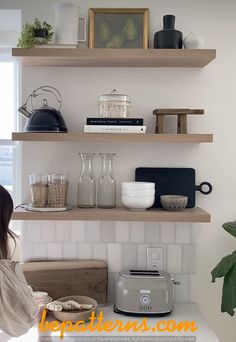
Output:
(18, 18), (53, 48)
(211, 221), (236, 316)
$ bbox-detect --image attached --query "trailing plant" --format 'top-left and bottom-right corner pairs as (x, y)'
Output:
(211, 221), (236, 316)
(18, 18), (53, 48)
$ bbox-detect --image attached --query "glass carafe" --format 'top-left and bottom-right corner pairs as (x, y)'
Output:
(98, 153), (116, 208)
(77, 153), (96, 208)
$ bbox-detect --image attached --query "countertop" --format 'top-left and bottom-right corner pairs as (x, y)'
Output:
(0, 304), (220, 342)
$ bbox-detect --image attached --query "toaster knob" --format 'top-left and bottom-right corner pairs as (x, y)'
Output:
(140, 295), (151, 305)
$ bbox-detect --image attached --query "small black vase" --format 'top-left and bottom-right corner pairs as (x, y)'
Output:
(33, 29), (48, 38)
(154, 15), (183, 49)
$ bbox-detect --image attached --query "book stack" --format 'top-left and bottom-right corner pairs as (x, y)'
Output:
(84, 117), (146, 134)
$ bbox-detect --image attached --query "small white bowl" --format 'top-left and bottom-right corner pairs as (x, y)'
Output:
(122, 182), (155, 190)
(33, 291), (49, 301)
(122, 196), (155, 211)
(122, 189), (155, 197)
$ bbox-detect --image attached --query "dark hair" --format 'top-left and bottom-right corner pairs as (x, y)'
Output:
(0, 185), (16, 259)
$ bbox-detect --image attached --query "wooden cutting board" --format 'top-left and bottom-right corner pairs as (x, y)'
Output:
(23, 260), (108, 305)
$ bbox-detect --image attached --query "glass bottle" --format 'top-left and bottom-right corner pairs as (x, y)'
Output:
(98, 153), (116, 208)
(154, 15), (183, 49)
(77, 153), (96, 208)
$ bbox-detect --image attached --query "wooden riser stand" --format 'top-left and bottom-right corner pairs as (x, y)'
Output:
(153, 108), (205, 134)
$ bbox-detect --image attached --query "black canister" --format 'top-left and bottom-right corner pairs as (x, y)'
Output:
(154, 15), (183, 49)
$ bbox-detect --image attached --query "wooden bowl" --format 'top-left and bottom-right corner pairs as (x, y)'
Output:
(52, 295), (97, 323)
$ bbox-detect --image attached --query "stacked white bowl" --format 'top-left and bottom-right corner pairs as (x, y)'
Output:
(122, 182), (155, 211)
(32, 291), (52, 321)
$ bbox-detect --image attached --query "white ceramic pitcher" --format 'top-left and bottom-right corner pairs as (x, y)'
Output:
(54, 2), (86, 45)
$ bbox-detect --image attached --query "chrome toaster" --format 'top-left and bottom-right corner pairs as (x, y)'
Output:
(114, 270), (179, 316)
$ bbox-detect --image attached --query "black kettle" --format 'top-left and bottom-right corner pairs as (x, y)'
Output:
(18, 86), (68, 132)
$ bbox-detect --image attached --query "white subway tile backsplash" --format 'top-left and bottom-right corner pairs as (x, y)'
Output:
(31, 243), (48, 259)
(191, 223), (199, 244)
(26, 221), (41, 243)
(56, 221), (70, 242)
(20, 223), (28, 242)
(78, 243), (92, 259)
(131, 222), (145, 243)
(71, 221), (86, 242)
(161, 223), (175, 243)
(92, 243), (107, 260)
(122, 244), (137, 269)
(107, 272), (115, 304)
(41, 221), (55, 242)
(62, 242), (77, 259)
(190, 275), (198, 303)
(137, 244), (149, 269)
(167, 245), (182, 273)
(174, 274), (190, 303)
(182, 245), (196, 273)
(48, 243), (62, 259)
(146, 222), (161, 243)
(107, 244), (122, 272)
(22, 218), (198, 303)
(176, 223), (191, 244)
(21, 242), (33, 262)
(107, 272), (119, 304)
(101, 221), (115, 242)
(85, 221), (101, 242)
(115, 222), (130, 243)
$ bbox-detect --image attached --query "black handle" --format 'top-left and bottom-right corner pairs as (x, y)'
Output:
(195, 182), (212, 195)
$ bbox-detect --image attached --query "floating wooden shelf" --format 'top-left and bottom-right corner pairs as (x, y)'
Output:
(12, 206), (210, 222)
(12, 48), (216, 68)
(12, 132), (213, 143)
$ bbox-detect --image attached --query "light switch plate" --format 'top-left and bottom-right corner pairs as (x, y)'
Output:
(147, 247), (164, 270)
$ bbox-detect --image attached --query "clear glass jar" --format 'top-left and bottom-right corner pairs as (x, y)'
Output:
(98, 89), (131, 118)
(48, 173), (69, 208)
(98, 153), (116, 208)
(77, 153), (96, 208)
(29, 173), (48, 208)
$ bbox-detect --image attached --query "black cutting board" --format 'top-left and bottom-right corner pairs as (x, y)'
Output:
(135, 168), (212, 208)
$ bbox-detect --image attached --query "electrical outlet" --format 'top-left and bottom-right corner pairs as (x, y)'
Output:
(147, 247), (163, 270)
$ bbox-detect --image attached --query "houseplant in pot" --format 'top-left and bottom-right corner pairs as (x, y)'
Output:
(211, 221), (236, 316)
(18, 18), (53, 48)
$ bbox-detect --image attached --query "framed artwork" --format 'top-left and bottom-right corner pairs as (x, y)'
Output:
(89, 8), (149, 48)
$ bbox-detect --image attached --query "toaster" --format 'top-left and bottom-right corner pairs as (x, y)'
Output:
(114, 270), (179, 316)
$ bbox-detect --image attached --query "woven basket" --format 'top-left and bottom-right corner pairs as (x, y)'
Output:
(30, 183), (48, 207)
(48, 182), (68, 208)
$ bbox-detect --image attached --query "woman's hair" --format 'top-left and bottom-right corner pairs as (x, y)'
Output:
(0, 185), (15, 259)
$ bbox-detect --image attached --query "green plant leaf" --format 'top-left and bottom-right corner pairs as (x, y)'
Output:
(211, 252), (236, 282)
(223, 221), (236, 238)
(17, 18), (53, 48)
(221, 264), (236, 316)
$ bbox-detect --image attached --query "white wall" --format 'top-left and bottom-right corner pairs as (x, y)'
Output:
(1, 0), (236, 341)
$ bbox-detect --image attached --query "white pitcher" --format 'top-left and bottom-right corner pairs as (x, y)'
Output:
(54, 2), (86, 45)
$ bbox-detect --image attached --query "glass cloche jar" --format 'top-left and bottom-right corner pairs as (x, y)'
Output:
(98, 89), (131, 118)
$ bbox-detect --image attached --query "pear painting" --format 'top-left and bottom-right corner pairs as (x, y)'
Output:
(99, 19), (111, 43)
(122, 17), (138, 41)
(93, 12), (145, 48)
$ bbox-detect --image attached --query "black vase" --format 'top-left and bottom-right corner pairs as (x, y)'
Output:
(154, 15), (183, 49)
(33, 29), (48, 38)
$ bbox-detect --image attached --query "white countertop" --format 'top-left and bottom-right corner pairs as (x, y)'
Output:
(0, 304), (220, 342)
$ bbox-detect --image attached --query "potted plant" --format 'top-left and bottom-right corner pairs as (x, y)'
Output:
(18, 18), (53, 48)
(211, 221), (236, 316)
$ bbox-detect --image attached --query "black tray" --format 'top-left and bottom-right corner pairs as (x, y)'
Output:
(135, 167), (212, 208)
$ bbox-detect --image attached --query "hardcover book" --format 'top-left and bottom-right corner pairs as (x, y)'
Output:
(86, 117), (144, 126)
(84, 125), (146, 134)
